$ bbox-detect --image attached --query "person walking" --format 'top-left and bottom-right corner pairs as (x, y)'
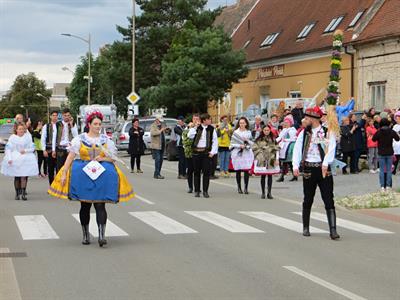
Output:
(174, 116), (187, 179)
(276, 116), (297, 182)
(292, 106), (339, 240)
(33, 120), (47, 178)
(41, 110), (59, 185)
(340, 117), (356, 174)
(217, 115), (232, 178)
(366, 118), (379, 173)
(150, 115), (167, 179)
(182, 114), (200, 193)
(230, 117), (254, 194)
(392, 111), (400, 175)
(128, 118), (144, 173)
(48, 110), (134, 247)
(188, 113), (218, 198)
(252, 125), (280, 199)
(55, 108), (78, 171)
(1, 122), (38, 200)
(372, 118), (400, 192)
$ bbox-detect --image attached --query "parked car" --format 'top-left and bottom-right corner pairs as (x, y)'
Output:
(0, 123), (14, 152)
(112, 121), (131, 152)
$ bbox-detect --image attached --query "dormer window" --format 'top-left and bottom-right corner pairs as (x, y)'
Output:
(297, 22), (316, 39)
(324, 16), (344, 33)
(348, 11), (364, 28)
(260, 32), (280, 48)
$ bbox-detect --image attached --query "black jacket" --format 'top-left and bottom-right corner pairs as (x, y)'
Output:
(340, 125), (356, 153)
(372, 126), (400, 156)
(291, 108), (304, 129)
(128, 126), (145, 155)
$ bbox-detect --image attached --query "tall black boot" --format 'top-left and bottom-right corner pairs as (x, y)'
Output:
(98, 224), (107, 247)
(81, 225), (90, 245)
(237, 182), (243, 194)
(260, 177), (266, 199)
(21, 188), (27, 201)
(15, 188), (20, 200)
(267, 184), (273, 199)
(302, 209), (311, 236)
(276, 174), (284, 182)
(289, 176), (298, 182)
(326, 209), (340, 240)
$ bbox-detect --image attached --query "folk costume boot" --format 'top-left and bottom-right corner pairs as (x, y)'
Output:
(289, 176), (298, 182)
(261, 184), (266, 199)
(267, 185), (273, 199)
(15, 188), (21, 200)
(237, 183), (243, 194)
(81, 225), (90, 245)
(326, 209), (340, 240)
(302, 209), (311, 237)
(98, 224), (107, 247)
(21, 188), (27, 201)
(276, 174), (284, 182)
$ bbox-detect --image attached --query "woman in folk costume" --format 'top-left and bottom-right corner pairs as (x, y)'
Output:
(49, 110), (134, 247)
(230, 117), (254, 194)
(276, 115), (297, 182)
(1, 122), (38, 200)
(252, 125), (280, 199)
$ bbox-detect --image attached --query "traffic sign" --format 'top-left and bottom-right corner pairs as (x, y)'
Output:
(126, 91), (140, 105)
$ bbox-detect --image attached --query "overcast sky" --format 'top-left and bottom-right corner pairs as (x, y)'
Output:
(0, 0), (234, 92)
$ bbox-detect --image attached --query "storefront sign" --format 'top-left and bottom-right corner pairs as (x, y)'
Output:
(258, 65), (285, 79)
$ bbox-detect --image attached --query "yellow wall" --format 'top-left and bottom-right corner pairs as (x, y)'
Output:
(209, 54), (357, 122)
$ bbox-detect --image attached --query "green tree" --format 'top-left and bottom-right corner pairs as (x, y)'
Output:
(68, 56), (91, 115)
(141, 26), (248, 115)
(0, 72), (50, 122)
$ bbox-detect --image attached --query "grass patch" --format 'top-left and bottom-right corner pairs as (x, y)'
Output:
(336, 192), (400, 209)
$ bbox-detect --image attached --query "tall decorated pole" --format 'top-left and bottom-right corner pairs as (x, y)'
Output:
(326, 29), (343, 137)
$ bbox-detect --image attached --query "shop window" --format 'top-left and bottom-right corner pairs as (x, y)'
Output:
(236, 97), (243, 115)
(370, 84), (386, 111)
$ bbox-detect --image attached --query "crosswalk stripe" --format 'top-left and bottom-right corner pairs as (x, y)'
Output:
(239, 211), (328, 234)
(185, 211), (264, 233)
(72, 214), (129, 237)
(129, 211), (197, 234)
(136, 195), (155, 205)
(292, 212), (394, 234)
(14, 215), (59, 240)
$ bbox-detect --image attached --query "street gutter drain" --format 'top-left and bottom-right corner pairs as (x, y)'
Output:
(0, 252), (27, 258)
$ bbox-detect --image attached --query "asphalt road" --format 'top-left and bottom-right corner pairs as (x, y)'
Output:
(1, 154), (399, 300)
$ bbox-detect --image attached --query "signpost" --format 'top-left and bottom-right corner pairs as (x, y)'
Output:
(127, 91), (141, 116)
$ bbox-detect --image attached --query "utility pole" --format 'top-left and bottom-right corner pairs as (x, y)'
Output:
(132, 0), (135, 93)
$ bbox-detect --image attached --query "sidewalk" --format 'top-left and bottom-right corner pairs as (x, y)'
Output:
(358, 206), (400, 223)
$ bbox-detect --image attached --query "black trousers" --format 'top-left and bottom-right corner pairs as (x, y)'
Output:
(302, 166), (335, 210)
(130, 154), (141, 170)
(37, 150), (48, 175)
(210, 154), (218, 177)
(186, 157), (194, 189)
(342, 151), (355, 173)
(177, 147), (186, 176)
(193, 152), (211, 193)
(56, 149), (69, 172)
(46, 151), (57, 185)
(79, 202), (107, 226)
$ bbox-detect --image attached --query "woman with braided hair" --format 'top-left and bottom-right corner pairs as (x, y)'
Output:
(49, 110), (134, 247)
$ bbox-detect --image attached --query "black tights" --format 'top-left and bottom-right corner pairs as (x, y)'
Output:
(79, 202), (107, 226)
(14, 177), (28, 189)
(261, 175), (272, 193)
(236, 171), (249, 189)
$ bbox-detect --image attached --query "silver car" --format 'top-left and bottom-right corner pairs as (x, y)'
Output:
(0, 123), (14, 152)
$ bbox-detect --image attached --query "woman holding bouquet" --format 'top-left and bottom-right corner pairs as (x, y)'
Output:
(230, 117), (254, 194)
(252, 125), (280, 199)
(48, 110), (134, 247)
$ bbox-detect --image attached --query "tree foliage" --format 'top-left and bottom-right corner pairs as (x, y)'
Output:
(0, 72), (51, 122)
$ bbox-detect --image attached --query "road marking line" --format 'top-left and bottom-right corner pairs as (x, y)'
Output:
(72, 214), (129, 237)
(129, 211), (197, 234)
(283, 266), (367, 300)
(185, 211), (264, 233)
(292, 212), (394, 234)
(136, 195), (155, 205)
(0, 248), (22, 300)
(14, 215), (59, 240)
(240, 211), (328, 234)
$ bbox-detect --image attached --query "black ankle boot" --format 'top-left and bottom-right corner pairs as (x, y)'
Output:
(326, 209), (340, 240)
(302, 209), (311, 236)
(21, 188), (27, 201)
(237, 185), (243, 194)
(289, 176), (298, 182)
(267, 185), (273, 199)
(15, 188), (21, 200)
(261, 193), (266, 199)
(276, 174), (284, 182)
(98, 224), (107, 247)
(244, 187), (249, 194)
(81, 225), (90, 245)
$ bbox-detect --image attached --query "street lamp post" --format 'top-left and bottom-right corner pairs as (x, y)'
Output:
(61, 33), (92, 105)
(62, 66), (75, 76)
(36, 93), (50, 123)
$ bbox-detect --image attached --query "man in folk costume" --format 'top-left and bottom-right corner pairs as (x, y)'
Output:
(55, 108), (78, 171)
(188, 113), (218, 198)
(41, 110), (59, 185)
(292, 106), (340, 240)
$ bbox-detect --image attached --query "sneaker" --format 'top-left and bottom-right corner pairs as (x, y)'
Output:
(386, 187), (392, 193)
(369, 170), (375, 174)
(381, 187), (386, 194)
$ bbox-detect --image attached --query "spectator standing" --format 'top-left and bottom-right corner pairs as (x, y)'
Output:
(33, 120), (47, 178)
(216, 115), (232, 178)
(174, 116), (187, 179)
(291, 100), (305, 129)
(391, 111), (400, 175)
(372, 118), (400, 192)
(150, 115), (167, 179)
(340, 117), (356, 174)
(366, 118), (378, 173)
(251, 115), (265, 140)
(128, 118), (144, 173)
(349, 113), (366, 172)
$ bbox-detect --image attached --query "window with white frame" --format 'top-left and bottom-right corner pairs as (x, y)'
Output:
(324, 16), (344, 33)
(370, 83), (386, 111)
(260, 94), (269, 110)
(348, 11), (364, 28)
(289, 91), (302, 98)
(236, 97), (243, 115)
(297, 22), (316, 39)
(260, 32), (280, 48)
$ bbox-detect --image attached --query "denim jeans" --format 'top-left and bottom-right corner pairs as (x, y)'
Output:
(218, 150), (231, 172)
(153, 149), (164, 177)
(378, 156), (392, 188)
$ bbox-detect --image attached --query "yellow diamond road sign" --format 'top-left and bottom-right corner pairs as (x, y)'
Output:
(127, 91), (140, 105)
